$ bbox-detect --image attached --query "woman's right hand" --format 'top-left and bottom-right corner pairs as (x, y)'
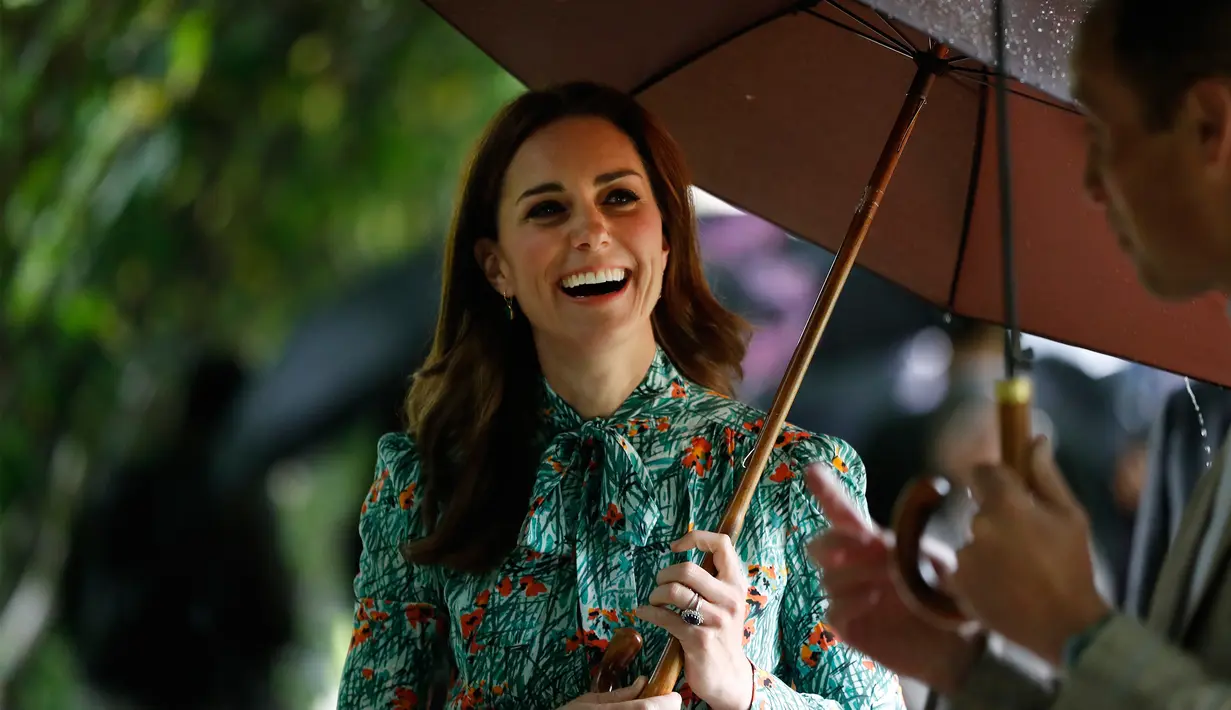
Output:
(558, 677), (682, 709)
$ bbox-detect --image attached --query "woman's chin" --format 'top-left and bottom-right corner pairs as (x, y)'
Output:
(536, 315), (654, 354)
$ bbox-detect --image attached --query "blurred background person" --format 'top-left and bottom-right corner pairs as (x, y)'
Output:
(60, 353), (294, 710)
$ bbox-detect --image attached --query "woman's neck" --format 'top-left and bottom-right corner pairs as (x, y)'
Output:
(536, 330), (659, 420)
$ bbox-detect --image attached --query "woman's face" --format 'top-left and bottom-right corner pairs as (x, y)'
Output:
(477, 116), (669, 354)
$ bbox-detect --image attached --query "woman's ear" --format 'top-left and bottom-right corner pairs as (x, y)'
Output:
(474, 238), (510, 295)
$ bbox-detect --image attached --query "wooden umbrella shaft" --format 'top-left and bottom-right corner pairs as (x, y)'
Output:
(639, 43), (952, 698)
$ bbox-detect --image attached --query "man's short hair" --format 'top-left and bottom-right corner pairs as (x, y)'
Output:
(1099, 0), (1231, 129)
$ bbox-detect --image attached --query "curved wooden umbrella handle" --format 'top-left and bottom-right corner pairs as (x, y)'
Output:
(891, 376), (1033, 627)
(590, 628), (644, 693)
(593, 42), (953, 697)
(890, 475), (966, 625)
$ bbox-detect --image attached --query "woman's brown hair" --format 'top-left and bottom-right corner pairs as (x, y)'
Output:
(404, 82), (749, 573)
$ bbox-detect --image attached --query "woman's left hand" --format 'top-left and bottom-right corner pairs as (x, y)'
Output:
(636, 531), (753, 710)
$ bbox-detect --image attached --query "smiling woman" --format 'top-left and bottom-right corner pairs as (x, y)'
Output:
(474, 115), (669, 364)
(336, 82), (905, 710)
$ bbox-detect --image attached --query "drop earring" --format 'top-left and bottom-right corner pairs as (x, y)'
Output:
(504, 292), (515, 321)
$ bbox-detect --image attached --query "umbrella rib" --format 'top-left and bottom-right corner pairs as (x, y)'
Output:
(875, 12), (919, 53)
(949, 69), (1081, 115)
(820, 0), (915, 54)
(947, 83), (989, 312)
(630, 7), (797, 95)
(803, 8), (913, 59)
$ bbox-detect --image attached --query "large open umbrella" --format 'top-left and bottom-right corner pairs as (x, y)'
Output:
(426, 0), (1231, 386)
(423, 0), (1222, 699)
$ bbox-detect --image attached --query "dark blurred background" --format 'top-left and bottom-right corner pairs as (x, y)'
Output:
(0, 2), (1218, 708)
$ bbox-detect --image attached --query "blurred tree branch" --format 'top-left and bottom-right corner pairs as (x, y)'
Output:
(1, 0), (520, 704)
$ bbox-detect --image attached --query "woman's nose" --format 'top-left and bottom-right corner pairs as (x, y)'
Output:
(569, 206), (611, 250)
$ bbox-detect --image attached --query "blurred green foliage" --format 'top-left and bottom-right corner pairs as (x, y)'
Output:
(1, 0), (521, 705)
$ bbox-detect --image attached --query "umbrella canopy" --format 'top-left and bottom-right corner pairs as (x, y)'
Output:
(424, 0), (1231, 387)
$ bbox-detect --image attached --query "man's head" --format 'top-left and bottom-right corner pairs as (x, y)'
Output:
(1074, 0), (1231, 299)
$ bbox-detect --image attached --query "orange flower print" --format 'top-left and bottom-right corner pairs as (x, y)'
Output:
(456, 680), (508, 707)
(602, 503), (624, 528)
(334, 358), (911, 709)
(801, 621), (842, 667)
(461, 589), (490, 655)
(350, 601), (376, 649)
(350, 619), (372, 650)
(567, 628), (607, 653)
(748, 564), (780, 583)
(588, 607), (620, 624)
(755, 667), (775, 689)
(404, 603), (434, 629)
(455, 685), (483, 709)
(391, 686), (418, 709)
(746, 587), (769, 613)
(398, 482), (416, 510)
(360, 467), (390, 514)
(809, 622), (841, 650)
(519, 575), (548, 597)
(769, 463), (795, 483)
(678, 684), (699, 705)
(681, 437), (713, 477)
(723, 427), (738, 457)
(775, 429), (811, 448)
(626, 419), (652, 437)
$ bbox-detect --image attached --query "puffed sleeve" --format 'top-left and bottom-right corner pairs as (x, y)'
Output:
(337, 433), (451, 710)
(749, 434), (907, 710)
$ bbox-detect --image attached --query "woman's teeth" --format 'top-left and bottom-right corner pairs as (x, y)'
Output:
(560, 268), (627, 289)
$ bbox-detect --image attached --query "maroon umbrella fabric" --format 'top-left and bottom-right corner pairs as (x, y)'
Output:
(424, 0), (1231, 387)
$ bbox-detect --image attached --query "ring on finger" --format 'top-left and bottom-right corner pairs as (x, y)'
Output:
(680, 591), (705, 627)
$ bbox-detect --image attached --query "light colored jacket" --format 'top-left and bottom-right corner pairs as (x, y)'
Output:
(951, 443), (1231, 709)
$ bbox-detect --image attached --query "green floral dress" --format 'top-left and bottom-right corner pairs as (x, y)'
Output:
(338, 349), (905, 709)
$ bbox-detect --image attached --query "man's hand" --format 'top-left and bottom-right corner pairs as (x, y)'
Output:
(948, 436), (1112, 664)
(805, 464), (981, 694)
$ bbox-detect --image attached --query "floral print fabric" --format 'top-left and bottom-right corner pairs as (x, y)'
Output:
(338, 349), (905, 710)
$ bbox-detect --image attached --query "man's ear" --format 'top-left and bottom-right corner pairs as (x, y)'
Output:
(1186, 79), (1231, 174)
(474, 238), (510, 295)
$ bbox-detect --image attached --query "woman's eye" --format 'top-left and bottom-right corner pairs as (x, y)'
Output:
(526, 200), (565, 220)
(605, 188), (640, 206)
